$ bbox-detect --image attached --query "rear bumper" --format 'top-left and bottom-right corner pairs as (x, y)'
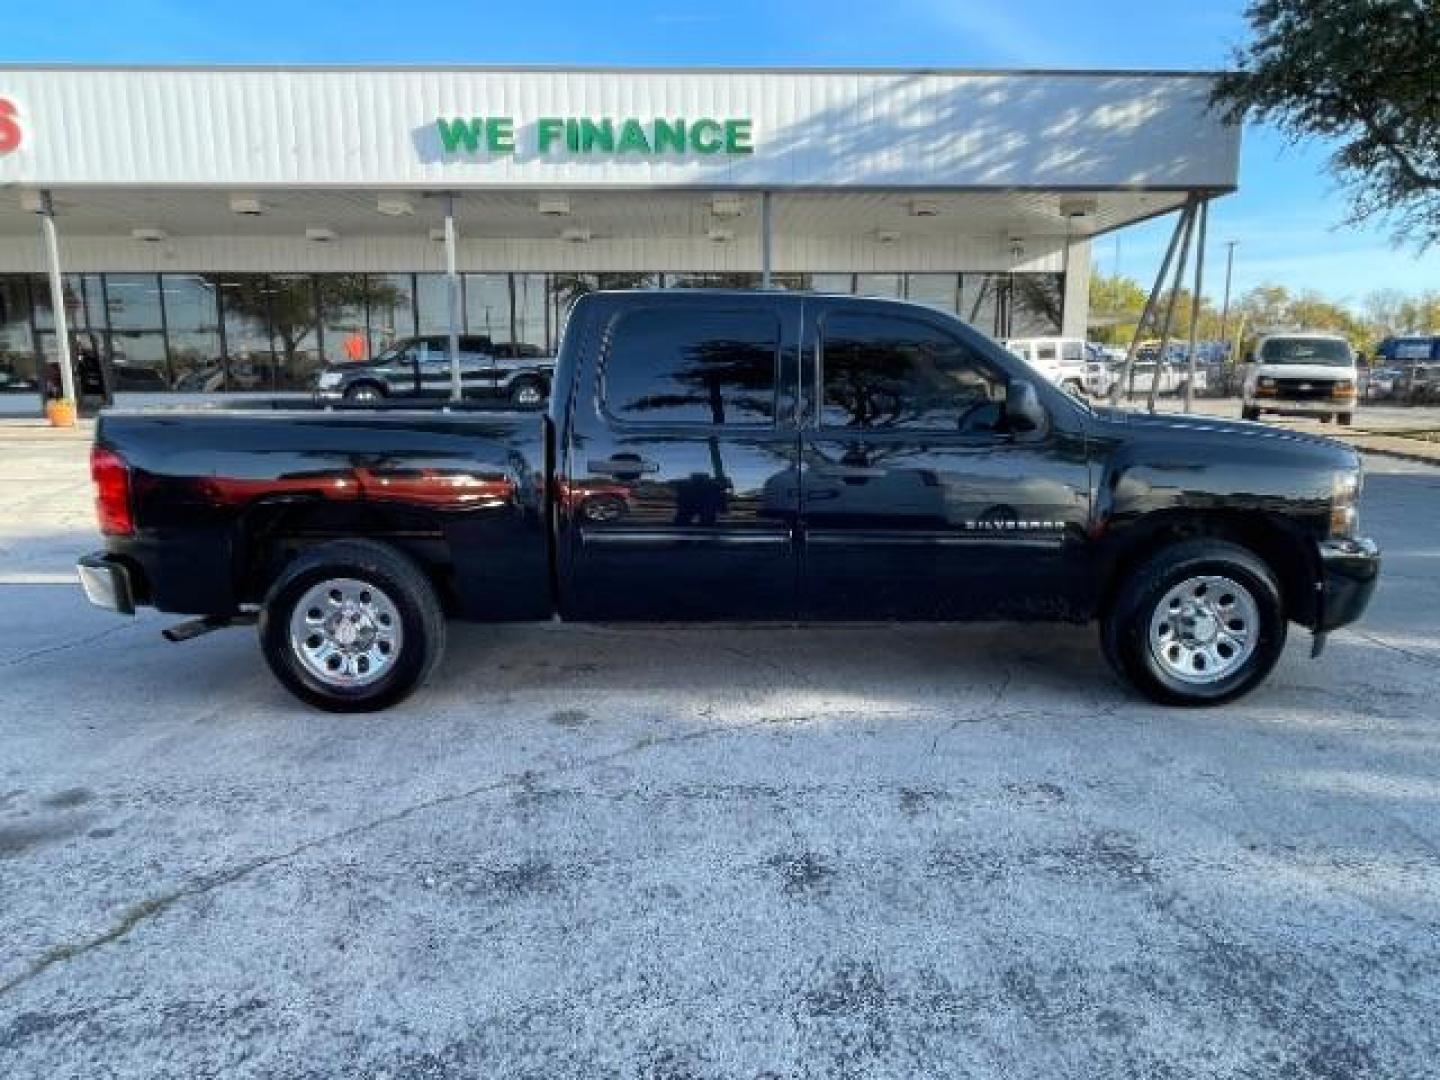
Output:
(77, 552), (137, 616)
(1316, 536), (1380, 631)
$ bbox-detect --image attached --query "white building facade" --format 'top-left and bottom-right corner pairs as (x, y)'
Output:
(0, 65), (1239, 401)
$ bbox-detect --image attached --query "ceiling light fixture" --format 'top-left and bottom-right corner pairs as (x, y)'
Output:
(538, 197), (572, 217)
(560, 226), (592, 243)
(874, 229), (900, 243)
(710, 195), (745, 219)
(229, 195), (264, 216)
(131, 227), (168, 242)
(305, 226), (338, 242)
(908, 200), (941, 218)
(706, 227), (735, 243)
(376, 196), (415, 217)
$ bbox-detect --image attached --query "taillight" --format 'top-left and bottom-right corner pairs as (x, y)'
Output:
(91, 445), (134, 536)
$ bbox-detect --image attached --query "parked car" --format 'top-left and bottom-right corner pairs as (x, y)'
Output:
(1241, 333), (1358, 424)
(1003, 337), (1088, 396)
(1088, 360), (1207, 399)
(78, 290), (1378, 712)
(314, 335), (555, 407)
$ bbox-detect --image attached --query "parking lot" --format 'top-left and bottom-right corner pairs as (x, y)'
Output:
(1, 425), (1438, 1078)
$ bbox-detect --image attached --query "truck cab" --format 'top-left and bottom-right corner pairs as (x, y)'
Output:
(1002, 336), (1089, 396)
(1242, 332), (1359, 425)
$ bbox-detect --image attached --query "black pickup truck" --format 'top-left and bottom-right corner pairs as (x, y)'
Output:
(77, 290), (1380, 712)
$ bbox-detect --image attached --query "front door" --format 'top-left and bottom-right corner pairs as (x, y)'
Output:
(798, 300), (1091, 620)
(563, 296), (801, 620)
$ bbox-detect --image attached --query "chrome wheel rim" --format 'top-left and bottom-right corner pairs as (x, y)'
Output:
(289, 577), (402, 688)
(514, 384), (542, 406)
(350, 386), (380, 402)
(1148, 574), (1259, 685)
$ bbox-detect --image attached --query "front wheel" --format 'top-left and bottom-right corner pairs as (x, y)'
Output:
(259, 540), (446, 712)
(1338, 411), (1354, 426)
(1241, 406), (1260, 421)
(1101, 539), (1287, 706)
(509, 378), (546, 408)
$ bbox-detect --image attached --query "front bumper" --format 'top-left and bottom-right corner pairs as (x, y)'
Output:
(1252, 397), (1356, 416)
(77, 552), (137, 616)
(1316, 536), (1380, 632)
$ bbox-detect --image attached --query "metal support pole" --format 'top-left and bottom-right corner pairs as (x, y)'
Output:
(37, 191), (76, 405)
(444, 193), (462, 403)
(1111, 199), (1190, 407)
(1182, 199), (1209, 414)
(1219, 240), (1237, 346)
(1146, 199), (1198, 414)
(760, 191), (773, 288)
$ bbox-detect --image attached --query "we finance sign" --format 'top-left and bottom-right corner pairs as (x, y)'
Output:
(434, 116), (754, 157)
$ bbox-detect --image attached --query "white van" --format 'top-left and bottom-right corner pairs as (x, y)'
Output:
(1242, 333), (1359, 425)
(1004, 337), (1088, 396)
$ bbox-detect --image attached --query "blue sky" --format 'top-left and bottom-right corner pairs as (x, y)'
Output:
(4, 0), (1437, 308)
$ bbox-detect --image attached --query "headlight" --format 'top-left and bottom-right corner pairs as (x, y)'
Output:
(1258, 376), (1276, 389)
(316, 370), (343, 389)
(1331, 468), (1362, 538)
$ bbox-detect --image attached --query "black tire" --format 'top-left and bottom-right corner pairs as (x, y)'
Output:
(1101, 538), (1287, 707)
(1338, 412), (1354, 426)
(259, 540), (446, 712)
(1241, 406), (1260, 421)
(1319, 414), (1333, 424)
(344, 381), (386, 403)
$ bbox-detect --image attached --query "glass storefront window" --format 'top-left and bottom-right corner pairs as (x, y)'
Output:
(463, 274), (510, 345)
(548, 274), (598, 350)
(666, 273), (762, 289)
(162, 274), (224, 391)
(104, 273), (165, 332)
(31, 273), (106, 335)
(218, 275), (278, 391)
(1010, 273), (1064, 337)
(0, 277), (39, 395)
(368, 273), (415, 358)
(267, 275), (321, 390)
(809, 273), (855, 294)
(414, 273), (453, 337)
(319, 274), (371, 365)
(906, 274), (960, 315)
(107, 331), (171, 391)
(960, 273), (1005, 337)
(597, 272), (660, 290)
(513, 274), (549, 353)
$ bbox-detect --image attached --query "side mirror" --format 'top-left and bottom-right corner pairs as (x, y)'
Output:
(1005, 379), (1049, 436)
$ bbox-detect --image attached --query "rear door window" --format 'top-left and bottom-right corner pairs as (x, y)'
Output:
(603, 307), (779, 426)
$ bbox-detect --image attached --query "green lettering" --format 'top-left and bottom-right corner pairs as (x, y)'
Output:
(579, 118), (615, 153)
(537, 117), (565, 153)
(566, 118), (581, 152)
(690, 118), (723, 154)
(652, 118), (686, 153)
(486, 117), (515, 153)
(436, 117), (484, 154)
(723, 119), (753, 154)
(617, 118), (651, 154)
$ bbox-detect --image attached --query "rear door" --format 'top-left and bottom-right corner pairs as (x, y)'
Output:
(416, 337), (496, 398)
(798, 299), (1091, 620)
(562, 295), (802, 620)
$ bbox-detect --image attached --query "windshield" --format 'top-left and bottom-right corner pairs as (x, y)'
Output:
(1258, 337), (1352, 366)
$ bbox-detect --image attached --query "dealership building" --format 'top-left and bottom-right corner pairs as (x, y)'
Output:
(0, 65), (1239, 406)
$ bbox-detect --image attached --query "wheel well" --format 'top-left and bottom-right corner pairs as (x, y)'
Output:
(234, 500), (457, 611)
(1099, 511), (1319, 626)
(346, 379), (386, 395)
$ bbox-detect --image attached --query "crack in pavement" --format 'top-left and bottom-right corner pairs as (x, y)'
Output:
(929, 667), (1014, 755)
(0, 711), (794, 1000)
(1, 621), (148, 669)
(1344, 629), (1439, 669)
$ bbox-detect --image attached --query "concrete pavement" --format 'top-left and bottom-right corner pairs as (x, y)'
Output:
(1, 430), (1439, 1078)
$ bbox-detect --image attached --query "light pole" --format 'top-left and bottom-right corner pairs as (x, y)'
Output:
(1219, 240), (1238, 348)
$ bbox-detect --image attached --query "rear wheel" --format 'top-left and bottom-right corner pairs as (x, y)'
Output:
(259, 540), (445, 712)
(1101, 539), (1287, 706)
(1241, 406), (1260, 421)
(1338, 411), (1354, 425)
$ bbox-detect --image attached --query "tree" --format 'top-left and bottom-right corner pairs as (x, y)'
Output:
(1212, 0), (1440, 248)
